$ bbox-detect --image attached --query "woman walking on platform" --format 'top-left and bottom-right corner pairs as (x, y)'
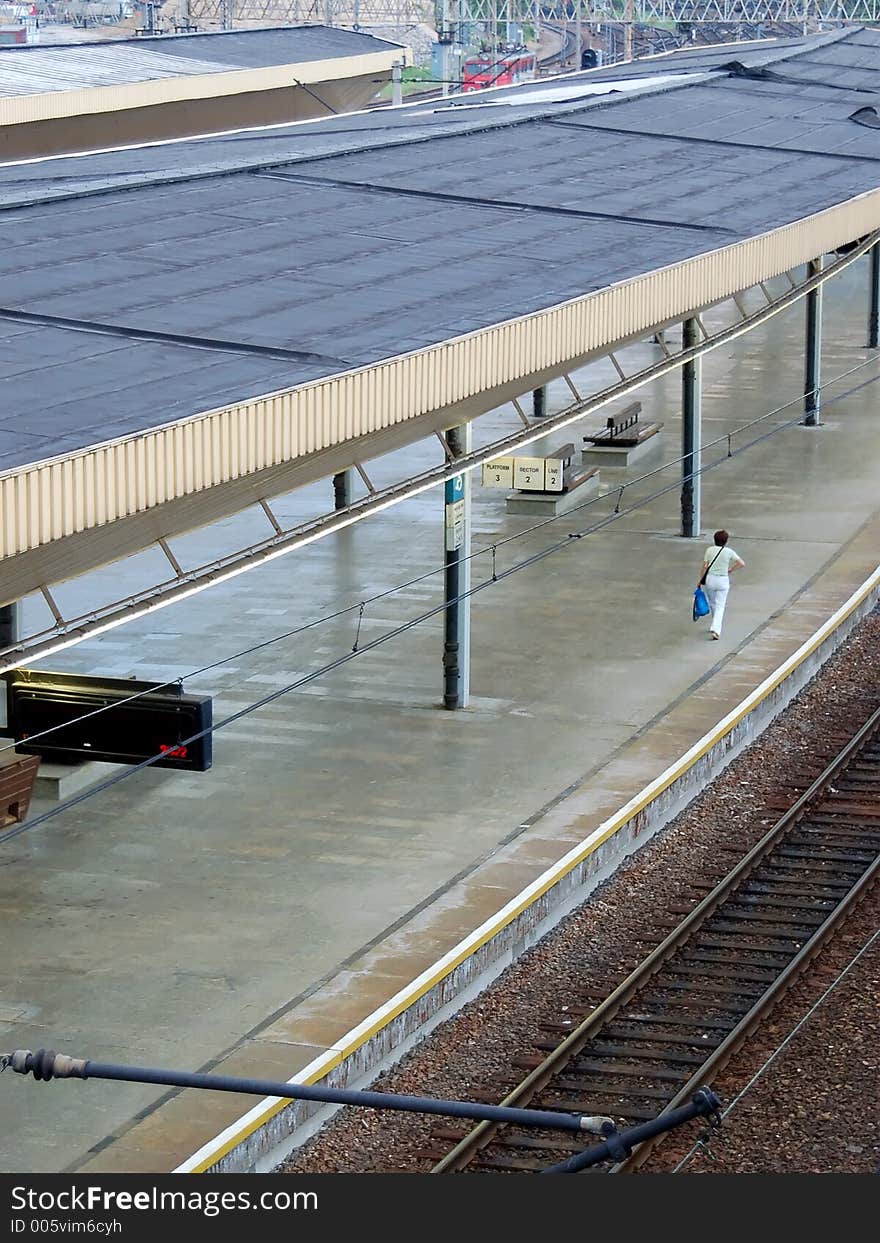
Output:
(698, 530), (745, 640)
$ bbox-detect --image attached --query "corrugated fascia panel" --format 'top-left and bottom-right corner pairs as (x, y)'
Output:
(1, 189), (878, 563)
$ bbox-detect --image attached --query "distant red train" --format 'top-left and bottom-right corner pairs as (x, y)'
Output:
(461, 51), (537, 92)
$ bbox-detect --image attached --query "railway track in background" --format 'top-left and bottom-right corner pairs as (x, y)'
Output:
(426, 704), (880, 1173)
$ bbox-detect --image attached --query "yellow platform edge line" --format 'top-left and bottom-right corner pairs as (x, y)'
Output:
(175, 563), (880, 1173)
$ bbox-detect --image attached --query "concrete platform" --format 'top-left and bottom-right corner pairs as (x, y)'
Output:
(2, 261), (880, 1172)
(0, 744), (118, 801)
(581, 433), (665, 469)
(31, 760), (118, 802)
(505, 473), (601, 516)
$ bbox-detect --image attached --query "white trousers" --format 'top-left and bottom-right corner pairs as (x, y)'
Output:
(705, 574), (730, 634)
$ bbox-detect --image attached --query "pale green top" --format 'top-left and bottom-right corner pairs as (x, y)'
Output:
(703, 545), (742, 577)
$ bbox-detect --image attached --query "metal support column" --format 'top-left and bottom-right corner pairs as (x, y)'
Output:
(869, 242), (880, 349)
(0, 602), (20, 650)
(0, 602), (21, 728)
(804, 256), (823, 427)
(681, 317), (702, 539)
(332, 470), (353, 510)
(391, 60), (403, 107)
(442, 423), (471, 711)
(532, 386), (547, 419)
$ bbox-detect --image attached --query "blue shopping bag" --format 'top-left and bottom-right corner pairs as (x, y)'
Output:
(693, 586), (710, 621)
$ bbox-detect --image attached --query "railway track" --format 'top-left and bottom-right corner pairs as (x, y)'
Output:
(426, 705), (880, 1173)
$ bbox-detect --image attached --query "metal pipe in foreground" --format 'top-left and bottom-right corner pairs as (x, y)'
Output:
(540, 1088), (722, 1173)
(2, 1049), (614, 1137)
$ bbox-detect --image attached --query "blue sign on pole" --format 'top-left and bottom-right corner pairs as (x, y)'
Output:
(445, 474), (464, 504)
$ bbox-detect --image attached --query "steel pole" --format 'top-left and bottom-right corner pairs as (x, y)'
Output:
(868, 242), (880, 349)
(440, 0), (451, 100)
(804, 256), (823, 427)
(0, 602), (20, 651)
(3, 1049), (617, 1137)
(443, 424), (471, 710)
(332, 470), (353, 510)
(681, 317), (702, 538)
(0, 602), (20, 729)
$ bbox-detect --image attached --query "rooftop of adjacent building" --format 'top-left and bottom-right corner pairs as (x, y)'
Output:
(0, 23), (405, 94)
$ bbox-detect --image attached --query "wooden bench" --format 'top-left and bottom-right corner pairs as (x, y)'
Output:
(583, 402), (664, 448)
(0, 750), (40, 828)
(559, 457), (600, 494)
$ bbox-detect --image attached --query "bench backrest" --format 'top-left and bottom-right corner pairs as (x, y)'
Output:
(606, 401), (642, 438)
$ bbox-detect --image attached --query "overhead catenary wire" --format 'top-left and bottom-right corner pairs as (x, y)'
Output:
(2, 362), (879, 850)
(3, 348), (877, 760)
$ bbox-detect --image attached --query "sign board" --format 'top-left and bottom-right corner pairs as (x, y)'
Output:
(513, 457), (546, 491)
(445, 501), (465, 551)
(481, 458), (514, 489)
(445, 474), (465, 552)
(483, 454), (566, 493)
(544, 457), (564, 493)
(5, 670), (213, 772)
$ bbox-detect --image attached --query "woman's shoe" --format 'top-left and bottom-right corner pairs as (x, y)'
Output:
(710, 631), (720, 640)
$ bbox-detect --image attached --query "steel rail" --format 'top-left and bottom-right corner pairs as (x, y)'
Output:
(612, 851), (880, 1172)
(432, 701), (880, 1173)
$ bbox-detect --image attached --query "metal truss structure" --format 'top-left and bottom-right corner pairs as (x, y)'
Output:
(634, 0), (880, 20)
(184, 0), (433, 28)
(182, 0), (880, 32)
(2, 239), (873, 676)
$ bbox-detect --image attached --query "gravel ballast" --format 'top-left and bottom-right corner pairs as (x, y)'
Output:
(279, 610), (880, 1175)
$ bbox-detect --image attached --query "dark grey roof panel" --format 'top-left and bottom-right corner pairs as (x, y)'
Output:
(561, 81), (880, 156)
(127, 26), (403, 64)
(0, 321), (313, 468)
(0, 26), (878, 475)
